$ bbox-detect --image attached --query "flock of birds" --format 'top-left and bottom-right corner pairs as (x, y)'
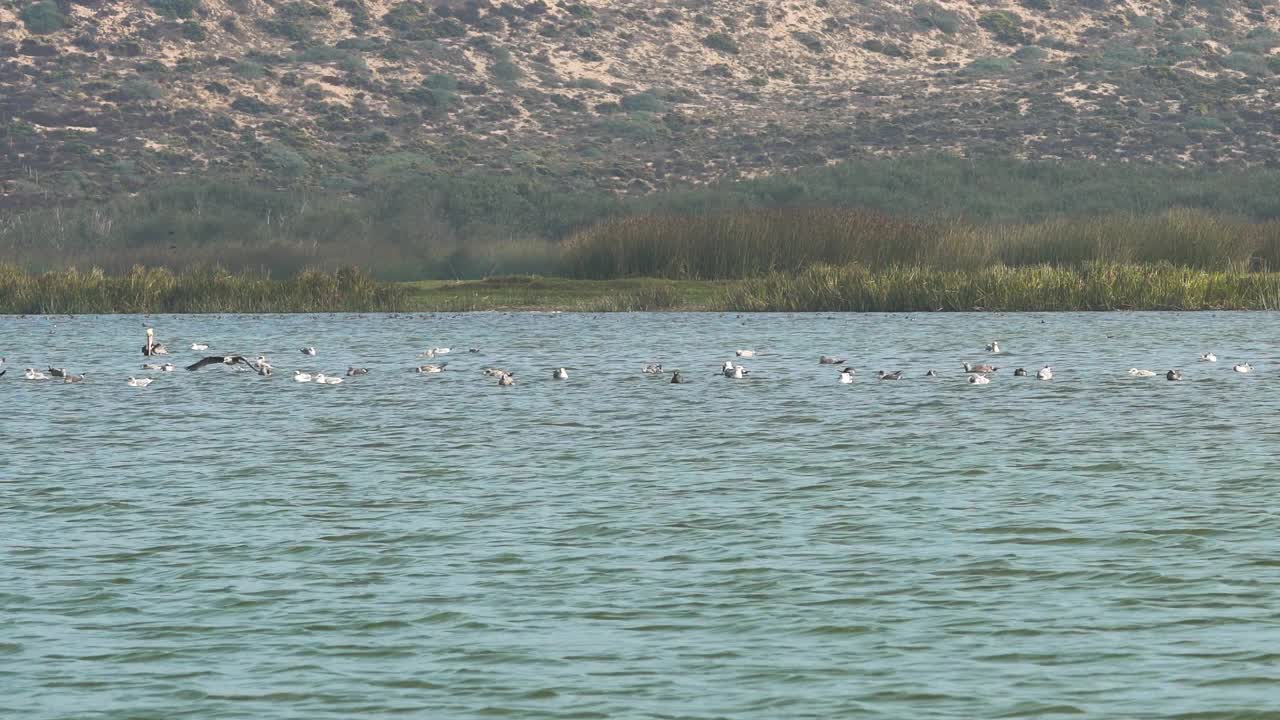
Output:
(0, 330), (1260, 389)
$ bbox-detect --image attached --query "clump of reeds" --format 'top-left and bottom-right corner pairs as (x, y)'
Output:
(0, 265), (406, 314)
(716, 263), (1280, 312)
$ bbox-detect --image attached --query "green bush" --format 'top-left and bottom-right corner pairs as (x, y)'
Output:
(257, 142), (309, 177)
(492, 58), (521, 83)
(180, 22), (208, 41)
(147, 0), (200, 19)
(702, 32), (740, 55)
(620, 92), (666, 112)
(978, 11), (1028, 46)
(913, 3), (960, 34)
(20, 1), (65, 34)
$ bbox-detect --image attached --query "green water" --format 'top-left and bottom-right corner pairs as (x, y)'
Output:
(3, 312), (1279, 718)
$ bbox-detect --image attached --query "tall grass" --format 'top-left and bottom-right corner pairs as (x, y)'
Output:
(717, 263), (1280, 312)
(563, 208), (1280, 279)
(0, 265), (406, 314)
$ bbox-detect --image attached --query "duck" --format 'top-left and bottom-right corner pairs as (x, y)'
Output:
(190, 342), (209, 351)
(346, 366), (370, 376)
(293, 370), (313, 383)
(925, 369), (938, 377)
(670, 370), (686, 384)
(986, 341), (1001, 353)
(1036, 366), (1053, 380)
(735, 349), (757, 358)
(838, 367), (855, 384)
(1200, 352), (1217, 363)
(416, 363), (447, 373)
(968, 374), (990, 385)
(552, 367), (569, 380)
(1013, 368), (1028, 377)
(301, 346), (317, 356)
(819, 355), (846, 365)
(48, 367), (68, 378)
(1128, 368), (1157, 377)
(497, 372), (515, 386)
(142, 328), (169, 356)
(642, 363), (663, 375)
(23, 368), (48, 380)
(876, 370), (904, 381)
(963, 362), (998, 374)
(1167, 369), (1183, 381)
(126, 377), (153, 388)
(1233, 363), (1254, 373)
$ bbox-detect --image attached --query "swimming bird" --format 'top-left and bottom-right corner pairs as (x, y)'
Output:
(0, 368), (4, 378)
(968, 374), (990, 385)
(249, 356), (272, 376)
(142, 362), (175, 372)
(1200, 352), (1217, 363)
(839, 367), (855, 384)
(497, 372), (515, 386)
(1036, 366), (1053, 380)
(963, 362), (998, 374)
(1013, 368), (1028, 377)
(142, 328), (169, 356)
(313, 373), (343, 385)
(468, 348), (481, 354)
(552, 367), (569, 380)
(190, 342), (209, 351)
(642, 363), (663, 375)
(876, 370), (904, 381)
(670, 370), (686, 384)
(986, 341), (1001, 353)
(346, 366), (370, 376)
(1234, 363), (1254, 373)
(186, 355), (254, 371)
(24, 368), (47, 380)
(819, 355), (846, 365)
(483, 367), (508, 377)
(126, 377), (153, 388)
(416, 363), (447, 373)
(62, 374), (85, 383)
(735, 349), (757, 358)
(1167, 369), (1183, 381)
(293, 371), (313, 383)
(925, 370), (938, 377)
(1128, 368), (1157, 377)
(301, 346), (317, 356)
(721, 361), (749, 378)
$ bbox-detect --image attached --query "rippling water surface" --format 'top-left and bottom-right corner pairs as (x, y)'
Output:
(4, 312), (1280, 719)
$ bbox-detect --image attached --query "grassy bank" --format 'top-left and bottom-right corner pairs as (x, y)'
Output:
(402, 276), (728, 311)
(0, 265), (406, 314)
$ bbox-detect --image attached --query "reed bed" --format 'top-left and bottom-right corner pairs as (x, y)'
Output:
(717, 263), (1280, 312)
(0, 265), (406, 314)
(563, 208), (1280, 279)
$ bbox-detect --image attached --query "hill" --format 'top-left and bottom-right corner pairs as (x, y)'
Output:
(3, 0), (1280, 209)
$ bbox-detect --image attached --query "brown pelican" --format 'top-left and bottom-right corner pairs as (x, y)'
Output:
(142, 328), (169, 356)
(186, 355), (254, 371)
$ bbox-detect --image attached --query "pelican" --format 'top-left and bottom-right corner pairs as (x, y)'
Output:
(670, 370), (686, 384)
(963, 362), (998, 374)
(1036, 366), (1053, 380)
(186, 355), (254, 371)
(1167, 369), (1183, 381)
(346, 366), (370, 376)
(876, 370), (904, 380)
(642, 363), (663, 375)
(552, 367), (568, 380)
(142, 328), (169, 356)
(293, 370), (313, 382)
(23, 368), (47, 380)
(497, 372), (515, 386)
(986, 341), (1001, 353)
(838, 367), (855, 384)
(190, 343), (209, 351)
(301, 346), (317, 356)
(313, 373), (343, 385)
(819, 355), (846, 365)
(126, 377), (153, 388)
(1200, 352), (1217, 363)
(1013, 368), (1028, 377)
(1234, 363), (1254, 373)
(968, 374), (990, 385)
(416, 363), (447, 373)
(1128, 368), (1157, 377)
(735, 349), (757, 358)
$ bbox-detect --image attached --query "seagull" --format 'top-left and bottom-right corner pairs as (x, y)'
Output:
(313, 373), (343, 385)
(416, 363), (447, 373)
(876, 370), (904, 380)
(968, 374), (990, 385)
(62, 374), (86, 384)
(293, 371), (313, 383)
(642, 363), (663, 375)
(1167, 369), (1183, 381)
(1013, 368), (1028, 377)
(23, 368), (47, 380)
(963, 362), (998, 374)
(249, 356), (273, 375)
(721, 361), (749, 378)
(142, 362), (175, 372)
(735, 349), (757, 358)
(986, 341), (1001, 353)
(483, 367), (508, 377)
(186, 355), (254, 371)
(819, 355), (846, 365)
(1234, 363), (1254, 373)
(126, 377), (153, 388)
(301, 346), (317, 356)
(190, 343), (209, 351)
(552, 367), (569, 380)
(670, 370), (686, 384)
(1036, 366), (1053, 380)
(346, 366), (370, 376)
(1200, 352), (1217, 363)
(838, 367), (855, 384)
(497, 372), (515, 386)
(418, 347), (451, 358)
(1128, 368), (1157, 377)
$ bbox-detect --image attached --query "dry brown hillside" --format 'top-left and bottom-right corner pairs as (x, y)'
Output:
(3, 0), (1280, 207)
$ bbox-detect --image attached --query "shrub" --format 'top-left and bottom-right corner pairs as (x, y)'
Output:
(257, 142), (308, 177)
(792, 31), (823, 53)
(120, 79), (164, 100)
(424, 73), (458, 90)
(978, 11), (1029, 46)
(147, 0), (200, 19)
(491, 58), (521, 83)
(913, 3), (960, 34)
(180, 22), (208, 41)
(702, 32), (740, 55)
(20, 1), (65, 34)
(620, 92), (666, 112)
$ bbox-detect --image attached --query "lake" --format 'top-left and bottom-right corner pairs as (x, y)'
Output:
(3, 311), (1279, 718)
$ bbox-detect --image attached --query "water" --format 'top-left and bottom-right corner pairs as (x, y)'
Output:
(3, 312), (1280, 719)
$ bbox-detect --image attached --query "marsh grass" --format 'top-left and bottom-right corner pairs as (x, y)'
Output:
(0, 265), (406, 314)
